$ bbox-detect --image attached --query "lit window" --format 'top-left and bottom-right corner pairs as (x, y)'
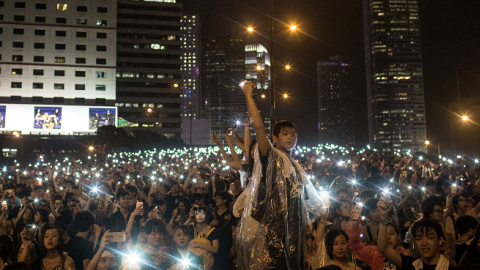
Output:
(54, 57), (65, 63)
(97, 20), (107, 26)
(56, 4), (67, 11)
(150, 44), (165, 50)
(95, 71), (107, 78)
(167, 35), (176, 40)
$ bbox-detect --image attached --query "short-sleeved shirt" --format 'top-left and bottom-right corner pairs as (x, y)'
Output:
(400, 255), (456, 270)
(64, 236), (94, 270)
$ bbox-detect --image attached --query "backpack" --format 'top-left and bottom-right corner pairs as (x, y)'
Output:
(189, 227), (215, 270)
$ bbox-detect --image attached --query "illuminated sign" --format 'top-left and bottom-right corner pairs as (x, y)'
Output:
(34, 107), (62, 129)
(89, 108), (116, 130)
(0, 106), (5, 128)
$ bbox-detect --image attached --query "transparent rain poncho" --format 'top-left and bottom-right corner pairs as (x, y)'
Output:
(236, 142), (325, 269)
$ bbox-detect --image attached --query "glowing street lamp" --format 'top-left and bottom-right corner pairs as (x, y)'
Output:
(247, 27), (254, 32)
(285, 65), (291, 70)
(173, 83), (179, 88)
(256, 66), (262, 70)
(261, 94), (266, 99)
(290, 25), (297, 30)
(425, 141), (430, 145)
(462, 116), (468, 121)
(283, 94), (288, 99)
(147, 108), (153, 113)
(88, 146), (94, 151)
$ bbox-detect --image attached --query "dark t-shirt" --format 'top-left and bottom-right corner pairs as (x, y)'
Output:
(401, 255), (456, 270)
(64, 236), (94, 270)
(187, 225), (220, 245)
(454, 243), (468, 264)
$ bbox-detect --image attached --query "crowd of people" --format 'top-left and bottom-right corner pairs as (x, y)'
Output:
(1, 81), (480, 270)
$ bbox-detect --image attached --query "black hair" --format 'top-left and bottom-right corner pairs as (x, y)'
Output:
(157, 199), (166, 206)
(40, 225), (65, 258)
(426, 179), (436, 187)
(331, 199), (352, 219)
(360, 190), (376, 200)
(272, 120), (297, 138)
(35, 209), (49, 223)
(116, 189), (129, 201)
(194, 206), (213, 225)
(21, 206), (35, 224)
(452, 193), (468, 212)
(315, 266), (342, 270)
(191, 193), (204, 203)
(214, 191), (230, 202)
(363, 198), (379, 218)
(72, 210), (94, 232)
(421, 196), (443, 219)
(411, 219), (445, 241)
(125, 185), (137, 194)
(99, 182), (109, 190)
(0, 234), (14, 261)
(102, 217), (119, 232)
(457, 215), (477, 235)
(3, 262), (30, 270)
(145, 219), (166, 235)
(467, 226), (480, 263)
(335, 187), (348, 198)
(173, 224), (191, 239)
(34, 185), (44, 191)
(247, 138), (258, 176)
(325, 229), (349, 259)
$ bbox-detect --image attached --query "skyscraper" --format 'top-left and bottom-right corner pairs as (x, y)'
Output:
(245, 44), (271, 134)
(0, 0), (117, 135)
(180, 12), (200, 119)
(317, 56), (355, 148)
(202, 37), (246, 144)
(363, 0), (427, 153)
(115, 0), (182, 139)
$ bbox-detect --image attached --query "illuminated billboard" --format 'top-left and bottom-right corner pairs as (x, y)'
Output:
(89, 108), (116, 130)
(0, 106), (5, 128)
(34, 107), (62, 129)
(0, 104), (116, 135)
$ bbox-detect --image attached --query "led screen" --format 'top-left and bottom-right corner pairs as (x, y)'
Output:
(34, 107), (62, 129)
(89, 108), (116, 130)
(0, 106), (5, 128)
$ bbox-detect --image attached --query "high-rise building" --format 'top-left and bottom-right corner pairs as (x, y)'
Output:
(202, 37), (246, 144)
(116, 0), (183, 139)
(180, 12), (200, 119)
(363, 0), (427, 153)
(317, 56), (355, 148)
(0, 0), (117, 135)
(245, 44), (271, 134)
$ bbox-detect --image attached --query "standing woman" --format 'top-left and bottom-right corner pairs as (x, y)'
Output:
(31, 225), (75, 270)
(14, 205), (35, 240)
(34, 209), (49, 242)
(187, 206), (219, 270)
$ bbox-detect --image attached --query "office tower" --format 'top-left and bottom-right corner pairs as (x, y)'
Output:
(245, 44), (271, 134)
(0, 0), (117, 135)
(317, 56), (355, 148)
(116, 0), (183, 139)
(363, 0), (427, 153)
(202, 37), (246, 144)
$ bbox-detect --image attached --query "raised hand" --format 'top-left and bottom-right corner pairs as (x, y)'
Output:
(240, 81), (255, 97)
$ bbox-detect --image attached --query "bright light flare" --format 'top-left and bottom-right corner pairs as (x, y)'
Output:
(290, 25), (297, 30)
(283, 93), (288, 99)
(462, 116), (468, 121)
(247, 27), (254, 32)
(88, 146), (94, 151)
(285, 65), (291, 70)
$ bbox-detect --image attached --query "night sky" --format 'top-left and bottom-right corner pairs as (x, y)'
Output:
(183, 0), (480, 152)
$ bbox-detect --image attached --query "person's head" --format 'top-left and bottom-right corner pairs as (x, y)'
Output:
(125, 185), (137, 200)
(145, 219), (166, 247)
(22, 206), (34, 222)
(335, 188), (348, 200)
(333, 199), (352, 218)
(35, 209), (49, 224)
(96, 251), (117, 270)
(442, 181), (452, 195)
(191, 194), (205, 207)
(360, 190), (376, 204)
(171, 183), (179, 194)
(173, 225), (191, 248)
(34, 185), (43, 196)
(385, 223), (401, 249)
(116, 190), (129, 208)
(272, 120), (297, 152)
(98, 182), (109, 195)
(422, 196), (444, 222)
(453, 193), (469, 212)
(0, 235), (14, 262)
(457, 215), (477, 239)
(425, 179), (436, 194)
(234, 178), (241, 189)
(364, 198), (380, 223)
(72, 210), (94, 233)
(194, 206), (211, 225)
(411, 219), (445, 260)
(41, 225), (64, 257)
(325, 229), (349, 261)
(156, 200), (167, 212)
(147, 205), (160, 220)
(177, 197), (190, 213)
(214, 191), (230, 207)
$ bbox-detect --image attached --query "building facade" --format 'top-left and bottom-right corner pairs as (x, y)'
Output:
(0, 0), (117, 135)
(202, 37), (246, 144)
(363, 0), (427, 153)
(245, 44), (271, 135)
(317, 56), (355, 148)
(115, 0), (182, 139)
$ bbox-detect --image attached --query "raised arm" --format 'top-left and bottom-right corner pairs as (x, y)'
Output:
(225, 132), (241, 164)
(243, 120), (251, 160)
(377, 202), (402, 269)
(241, 81), (269, 156)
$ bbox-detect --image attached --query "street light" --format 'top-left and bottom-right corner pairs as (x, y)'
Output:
(462, 116), (468, 121)
(290, 25), (297, 30)
(88, 146), (94, 151)
(425, 141), (430, 145)
(147, 108), (152, 113)
(283, 94), (288, 99)
(261, 94), (266, 98)
(247, 27), (254, 32)
(285, 65), (291, 70)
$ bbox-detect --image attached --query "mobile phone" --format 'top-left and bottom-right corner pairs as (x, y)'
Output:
(228, 128), (233, 137)
(110, 232), (126, 243)
(136, 201), (143, 208)
(351, 203), (363, 221)
(192, 206), (199, 212)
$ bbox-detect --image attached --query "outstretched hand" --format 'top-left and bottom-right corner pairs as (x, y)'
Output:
(241, 81), (255, 97)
